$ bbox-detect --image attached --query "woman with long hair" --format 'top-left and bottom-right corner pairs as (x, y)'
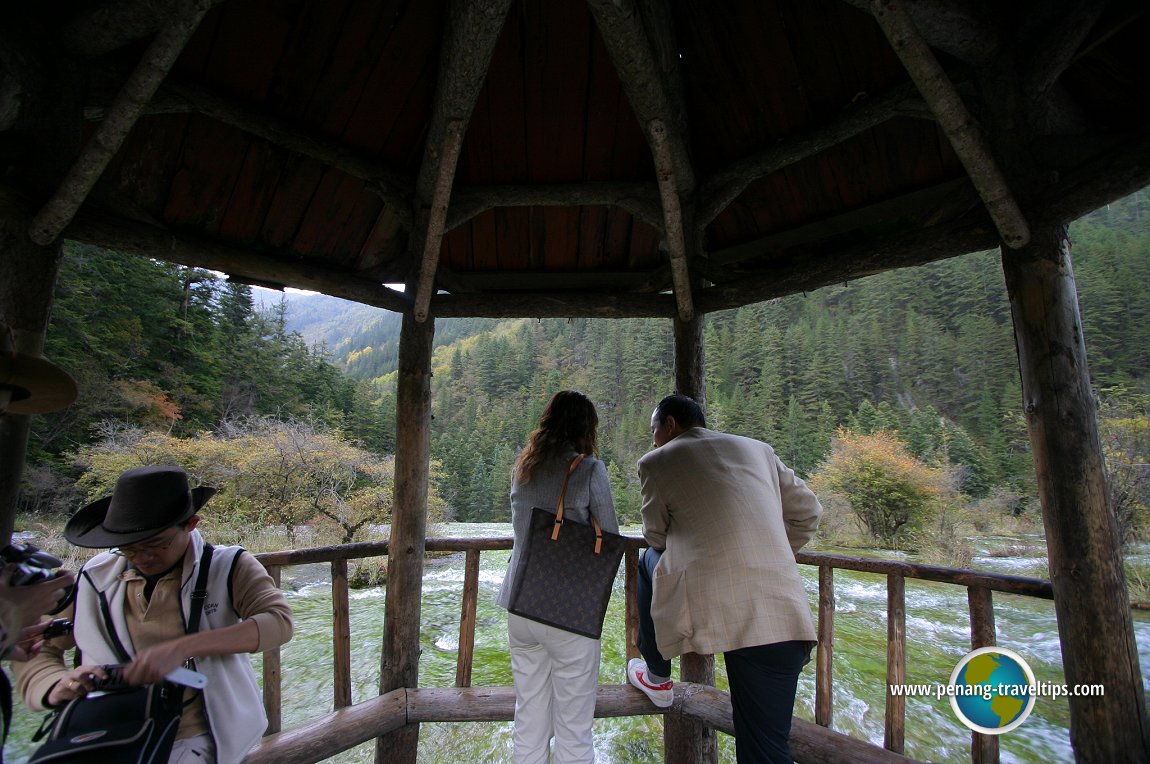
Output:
(497, 391), (619, 763)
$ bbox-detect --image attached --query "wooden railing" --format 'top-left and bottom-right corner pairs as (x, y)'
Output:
(250, 538), (1054, 764)
(794, 551), (1054, 764)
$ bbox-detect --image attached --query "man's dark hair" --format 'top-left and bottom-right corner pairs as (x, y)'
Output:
(655, 394), (706, 429)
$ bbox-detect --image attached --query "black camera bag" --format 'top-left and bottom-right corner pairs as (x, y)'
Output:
(27, 681), (183, 764)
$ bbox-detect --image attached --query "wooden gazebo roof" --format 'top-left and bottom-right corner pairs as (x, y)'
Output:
(3, 0), (1148, 322)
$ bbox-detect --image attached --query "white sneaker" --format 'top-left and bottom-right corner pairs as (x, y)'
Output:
(627, 658), (674, 708)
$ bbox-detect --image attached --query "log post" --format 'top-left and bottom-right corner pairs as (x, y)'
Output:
(884, 573), (906, 754)
(376, 310), (434, 764)
(1002, 224), (1150, 762)
(816, 564), (835, 728)
(263, 565), (283, 735)
(455, 548), (480, 687)
(673, 312), (706, 408)
(332, 558), (352, 709)
(967, 586), (997, 764)
(0, 203), (63, 546)
(665, 311), (716, 763)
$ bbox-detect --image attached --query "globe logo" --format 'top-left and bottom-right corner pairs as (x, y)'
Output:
(948, 647), (1036, 734)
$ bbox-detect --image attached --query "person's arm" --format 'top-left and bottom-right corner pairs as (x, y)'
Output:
(123, 550), (293, 685)
(775, 454), (822, 554)
(638, 458), (669, 551)
(121, 620), (260, 685)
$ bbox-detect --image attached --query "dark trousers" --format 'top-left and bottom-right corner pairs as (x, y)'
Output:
(636, 547), (673, 678)
(725, 640), (810, 764)
(636, 547), (809, 764)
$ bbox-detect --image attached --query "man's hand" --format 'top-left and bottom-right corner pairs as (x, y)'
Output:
(123, 640), (189, 685)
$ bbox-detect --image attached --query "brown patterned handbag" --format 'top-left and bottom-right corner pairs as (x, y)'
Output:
(507, 454), (627, 639)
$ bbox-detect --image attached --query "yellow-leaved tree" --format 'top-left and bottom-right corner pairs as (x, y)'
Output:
(73, 417), (445, 547)
(810, 429), (953, 549)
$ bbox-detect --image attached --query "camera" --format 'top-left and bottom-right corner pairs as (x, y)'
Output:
(1, 543), (72, 614)
(41, 618), (73, 640)
(1, 543), (64, 585)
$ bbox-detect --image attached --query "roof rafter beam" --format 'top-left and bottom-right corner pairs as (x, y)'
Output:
(445, 182), (664, 232)
(698, 81), (926, 227)
(871, 0), (1030, 249)
(159, 80), (414, 223)
(650, 119), (694, 321)
(411, 0), (513, 322)
(28, 0), (214, 246)
(696, 213), (1003, 314)
(4, 188), (414, 313)
(586, 0), (696, 322)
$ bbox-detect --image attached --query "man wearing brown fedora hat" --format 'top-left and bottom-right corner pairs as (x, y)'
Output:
(15, 465), (293, 763)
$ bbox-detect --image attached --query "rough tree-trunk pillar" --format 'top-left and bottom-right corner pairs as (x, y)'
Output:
(0, 203), (63, 547)
(376, 310), (434, 764)
(666, 312), (717, 763)
(1002, 224), (1150, 763)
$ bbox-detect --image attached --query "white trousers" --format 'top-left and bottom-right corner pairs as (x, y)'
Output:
(508, 613), (601, 764)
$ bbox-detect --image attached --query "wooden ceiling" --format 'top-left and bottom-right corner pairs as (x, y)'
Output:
(2, 0), (1148, 320)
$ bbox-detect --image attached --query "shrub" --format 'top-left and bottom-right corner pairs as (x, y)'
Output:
(810, 429), (952, 548)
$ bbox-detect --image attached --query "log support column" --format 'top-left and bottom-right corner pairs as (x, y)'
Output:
(1002, 223), (1150, 762)
(0, 202), (63, 546)
(376, 309), (434, 764)
(666, 311), (716, 763)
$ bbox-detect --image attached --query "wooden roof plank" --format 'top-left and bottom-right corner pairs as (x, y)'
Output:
(163, 116), (249, 235)
(343, 0), (443, 158)
(100, 113), (191, 217)
(218, 140), (285, 246)
(522, 0), (593, 183)
(202, 1), (293, 104)
(262, 0), (351, 117)
(259, 155), (327, 252)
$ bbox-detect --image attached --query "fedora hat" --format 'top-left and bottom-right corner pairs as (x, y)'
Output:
(0, 352), (78, 415)
(65, 466), (216, 548)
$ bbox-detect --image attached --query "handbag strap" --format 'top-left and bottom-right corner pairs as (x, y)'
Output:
(550, 454), (607, 554)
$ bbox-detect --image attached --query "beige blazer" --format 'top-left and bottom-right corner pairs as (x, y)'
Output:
(638, 427), (822, 658)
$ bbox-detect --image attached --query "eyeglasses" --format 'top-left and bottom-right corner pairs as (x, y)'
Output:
(113, 531), (181, 559)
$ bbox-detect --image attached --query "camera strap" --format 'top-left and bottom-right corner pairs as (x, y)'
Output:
(186, 544), (213, 636)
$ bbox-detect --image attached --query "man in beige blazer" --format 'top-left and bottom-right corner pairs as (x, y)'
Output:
(628, 394), (822, 763)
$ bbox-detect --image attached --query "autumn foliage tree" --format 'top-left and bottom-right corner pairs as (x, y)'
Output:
(72, 417), (443, 546)
(811, 429), (952, 548)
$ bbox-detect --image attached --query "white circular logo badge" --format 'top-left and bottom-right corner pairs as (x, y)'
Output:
(948, 646), (1037, 734)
